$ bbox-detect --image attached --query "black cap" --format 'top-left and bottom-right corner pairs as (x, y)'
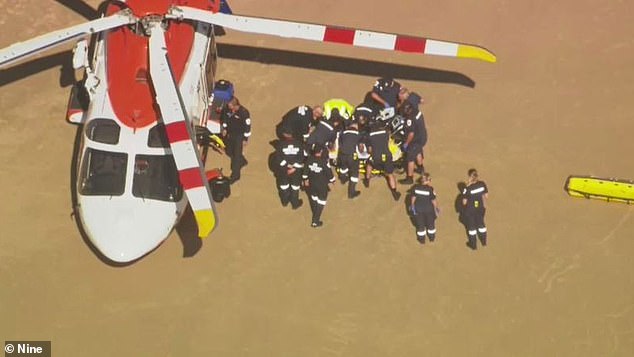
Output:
(279, 123), (293, 136)
(408, 92), (422, 106)
(330, 108), (342, 120)
(401, 101), (415, 117)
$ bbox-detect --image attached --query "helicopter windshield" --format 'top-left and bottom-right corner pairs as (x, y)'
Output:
(132, 154), (183, 202)
(79, 148), (127, 196)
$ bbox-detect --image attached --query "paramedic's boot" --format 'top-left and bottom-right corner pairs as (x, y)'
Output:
(279, 188), (290, 207)
(477, 228), (487, 246)
(399, 176), (414, 185)
(348, 181), (360, 199)
(467, 231), (477, 250)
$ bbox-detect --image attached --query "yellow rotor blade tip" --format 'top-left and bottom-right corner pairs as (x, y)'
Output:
(194, 209), (216, 238)
(457, 44), (497, 63)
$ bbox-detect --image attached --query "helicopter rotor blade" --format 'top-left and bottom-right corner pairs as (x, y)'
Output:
(147, 23), (217, 239)
(168, 6), (496, 63)
(0, 9), (136, 69)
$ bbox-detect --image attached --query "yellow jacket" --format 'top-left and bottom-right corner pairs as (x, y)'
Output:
(323, 98), (354, 120)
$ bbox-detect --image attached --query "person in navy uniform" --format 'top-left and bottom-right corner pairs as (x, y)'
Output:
(397, 88), (427, 174)
(306, 111), (338, 149)
(398, 100), (426, 185)
(462, 168), (489, 249)
(364, 122), (401, 201)
(397, 87), (424, 111)
(337, 121), (362, 199)
(276, 126), (306, 209)
(277, 105), (323, 141)
(221, 97), (251, 183)
(369, 77), (402, 110)
(353, 102), (376, 136)
(303, 144), (336, 227)
(409, 173), (440, 244)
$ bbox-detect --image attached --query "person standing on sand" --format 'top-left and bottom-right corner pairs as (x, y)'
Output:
(221, 97), (251, 184)
(303, 144), (335, 228)
(462, 168), (489, 250)
(409, 173), (440, 244)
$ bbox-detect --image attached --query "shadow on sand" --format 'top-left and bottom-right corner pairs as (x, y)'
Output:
(0, 51), (76, 87)
(217, 43), (476, 87)
(175, 207), (204, 258)
(53, 0), (99, 20)
(454, 181), (471, 248)
(401, 186), (419, 243)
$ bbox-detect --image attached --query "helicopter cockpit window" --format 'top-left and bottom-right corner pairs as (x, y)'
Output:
(85, 118), (121, 145)
(147, 123), (170, 148)
(132, 154), (183, 202)
(79, 148), (127, 196)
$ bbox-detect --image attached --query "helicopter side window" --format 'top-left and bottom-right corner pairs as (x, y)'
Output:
(132, 154), (183, 202)
(147, 123), (170, 148)
(85, 118), (121, 145)
(79, 149), (127, 196)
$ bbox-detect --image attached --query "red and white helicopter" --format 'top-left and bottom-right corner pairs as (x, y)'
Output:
(0, 0), (495, 263)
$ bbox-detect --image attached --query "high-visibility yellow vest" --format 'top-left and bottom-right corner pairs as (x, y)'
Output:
(323, 98), (354, 120)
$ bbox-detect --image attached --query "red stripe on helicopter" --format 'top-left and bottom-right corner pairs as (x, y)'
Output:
(395, 36), (427, 53)
(179, 167), (205, 190)
(323, 27), (355, 44)
(165, 121), (190, 143)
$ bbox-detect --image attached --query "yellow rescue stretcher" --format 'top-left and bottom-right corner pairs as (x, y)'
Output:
(564, 175), (634, 204)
